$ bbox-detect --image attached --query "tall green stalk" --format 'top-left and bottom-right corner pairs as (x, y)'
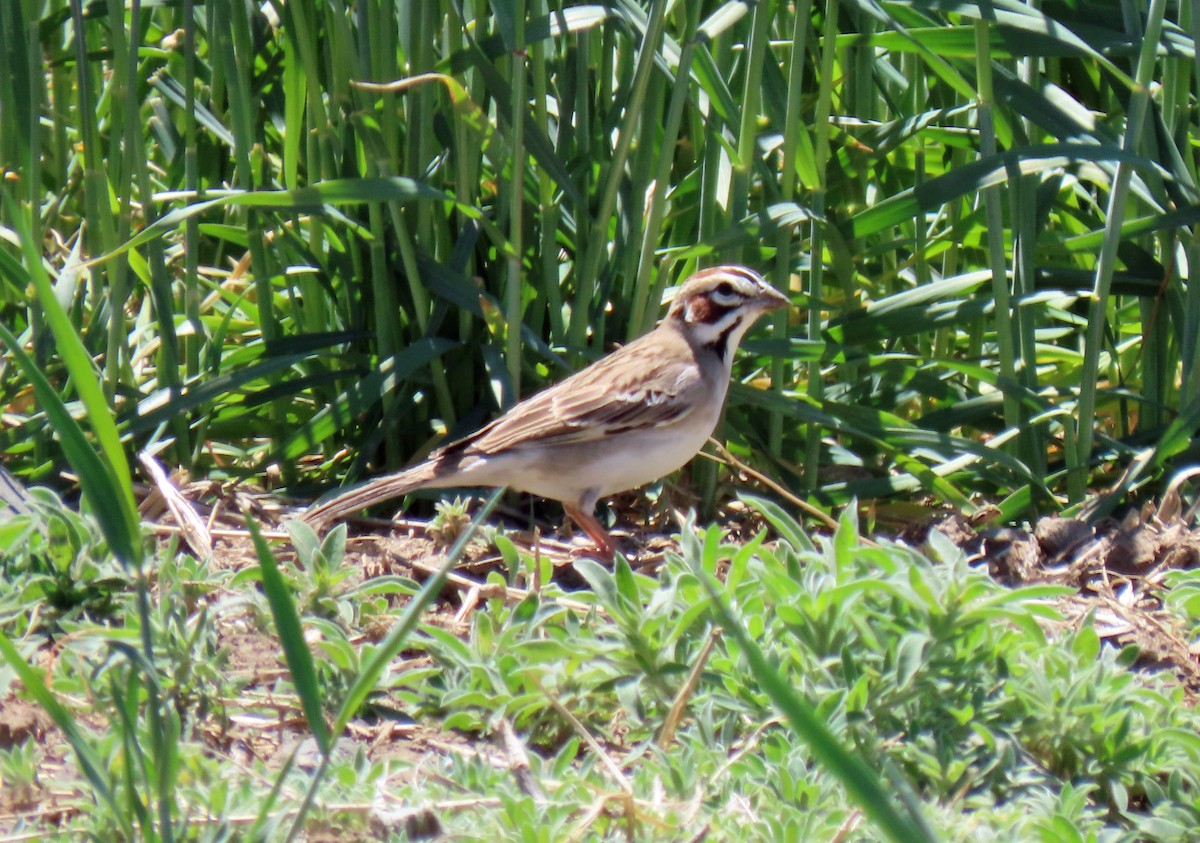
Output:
(1069, 0), (1167, 501)
(70, 0), (117, 383)
(629, 2), (703, 339)
(532, 0), (564, 343)
(106, 0), (138, 401)
(773, 0), (812, 455)
(729, 0), (774, 235)
(1183, 0), (1200, 408)
(568, 0), (669, 351)
(973, 21), (1020, 462)
(182, 0), (202, 379)
(505, 0), (527, 403)
(804, 0), (839, 490)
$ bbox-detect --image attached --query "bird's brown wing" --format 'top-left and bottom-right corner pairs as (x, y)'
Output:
(461, 329), (705, 455)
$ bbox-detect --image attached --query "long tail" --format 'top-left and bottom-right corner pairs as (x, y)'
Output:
(302, 461), (439, 528)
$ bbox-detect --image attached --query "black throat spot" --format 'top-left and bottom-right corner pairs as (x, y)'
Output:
(682, 297), (744, 360)
(713, 322), (737, 361)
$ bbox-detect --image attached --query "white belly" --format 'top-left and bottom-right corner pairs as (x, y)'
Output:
(446, 399), (722, 506)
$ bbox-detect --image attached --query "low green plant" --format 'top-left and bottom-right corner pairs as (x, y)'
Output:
(0, 487), (128, 631)
(144, 555), (230, 727)
(1162, 568), (1200, 641)
(280, 521), (354, 623)
(0, 740), (40, 806)
(370, 498), (1200, 840)
(427, 496), (475, 550)
(2, 489), (1198, 839)
(414, 584), (622, 740)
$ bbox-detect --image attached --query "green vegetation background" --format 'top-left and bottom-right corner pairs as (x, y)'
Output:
(2, 0), (1200, 840)
(5, 0), (1200, 517)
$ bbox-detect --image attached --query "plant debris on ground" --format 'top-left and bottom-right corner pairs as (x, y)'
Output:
(3, 477), (1199, 840)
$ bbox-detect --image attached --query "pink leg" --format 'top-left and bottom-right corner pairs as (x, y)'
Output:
(563, 503), (616, 562)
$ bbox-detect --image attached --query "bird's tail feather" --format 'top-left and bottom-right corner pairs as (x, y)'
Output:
(302, 461), (440, 527)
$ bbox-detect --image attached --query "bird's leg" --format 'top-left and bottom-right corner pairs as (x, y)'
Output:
(562, 503), (616, 562)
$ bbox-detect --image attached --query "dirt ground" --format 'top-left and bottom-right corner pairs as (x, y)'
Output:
(898, 500), (1200, 696)
(2, 479), (1198, 836)
(143, 474), (1200, 699)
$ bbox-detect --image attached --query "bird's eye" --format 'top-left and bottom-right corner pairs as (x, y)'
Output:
(711, 280), (741, 305)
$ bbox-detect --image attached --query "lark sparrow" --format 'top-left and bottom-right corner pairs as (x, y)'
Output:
(303, 265), (789, 558)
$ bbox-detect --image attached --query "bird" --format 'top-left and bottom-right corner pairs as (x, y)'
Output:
(302, 264), (789, 559)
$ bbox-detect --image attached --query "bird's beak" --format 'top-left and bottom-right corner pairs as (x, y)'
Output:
(757, 284), (790, 312)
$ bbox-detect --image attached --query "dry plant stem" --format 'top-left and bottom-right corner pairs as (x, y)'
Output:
(658, 626), (722, 748)
(702, 438), (840, 532)
(139, 451), (213, 556)
(0, 827), (68, 843)
(1161, 465), (1200, 524)
(568, 793), (637, 843)
(205, 501), (221, 532)
(500, 718), (545, 801)
(416, 738), (509, 774)
(830, 808), (864, 843)
(14, 798), (507, 838)
(404, 556), (596, 613)
(533, 677), (633, 796)
(151, 523), (290, 541)
(453, 585), (482, 624)
(567, 793), (685, 842)
(707, 715), (784, 787)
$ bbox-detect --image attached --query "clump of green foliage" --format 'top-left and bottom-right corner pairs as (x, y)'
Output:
(3, 1), (1199, 520)
(5, 495), (1197, 840)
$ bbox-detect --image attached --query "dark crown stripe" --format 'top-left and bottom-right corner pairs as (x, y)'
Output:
(694, 265), (757, 283)
(725, 265), (760, 283)
(710, 265), (763, 285)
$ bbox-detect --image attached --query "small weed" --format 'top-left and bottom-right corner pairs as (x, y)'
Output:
(0, 741), (40, 807)
(427, 496), (475, 550)
(282, 521), (355, 624)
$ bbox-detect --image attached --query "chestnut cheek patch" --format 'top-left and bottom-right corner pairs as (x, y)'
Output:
(686, 297), (736, 325)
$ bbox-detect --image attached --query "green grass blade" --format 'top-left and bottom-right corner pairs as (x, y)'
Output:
(332, 487), (503, 735)
(249, 518), (332, 753)
(686, 545), (935, 842)
(0, 321), (140, 566)
(1, 194), (141, 565)
(0, 632), (128, 835)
